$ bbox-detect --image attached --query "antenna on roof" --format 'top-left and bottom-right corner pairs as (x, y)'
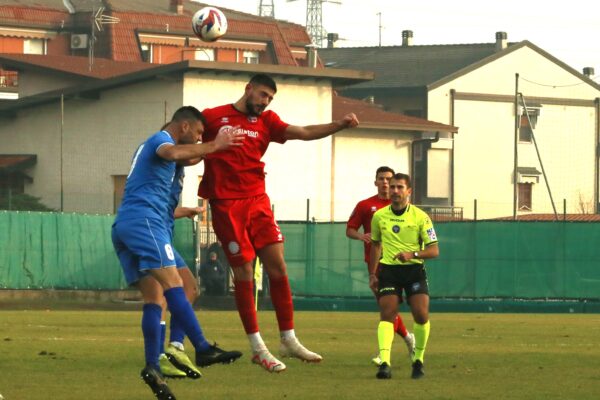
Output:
(89, 6), (120, 72)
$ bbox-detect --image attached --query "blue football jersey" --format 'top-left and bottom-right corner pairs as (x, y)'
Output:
(115, 130), (176, 222)
(167, 164), (185, 234)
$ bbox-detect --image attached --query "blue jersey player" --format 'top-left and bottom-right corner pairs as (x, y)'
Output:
(112, 106), (244, 400)
(158, 164), (206, 380)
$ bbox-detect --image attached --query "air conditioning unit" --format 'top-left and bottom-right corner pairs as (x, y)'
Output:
(70, 34), (89, 49)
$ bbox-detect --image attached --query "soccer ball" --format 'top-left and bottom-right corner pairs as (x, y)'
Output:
(192, 7), (227, 42)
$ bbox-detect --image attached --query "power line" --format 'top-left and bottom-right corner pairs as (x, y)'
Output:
(520, 75), (597, 88)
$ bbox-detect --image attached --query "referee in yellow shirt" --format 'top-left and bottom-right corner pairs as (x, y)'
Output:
(369, 173), (439, 380)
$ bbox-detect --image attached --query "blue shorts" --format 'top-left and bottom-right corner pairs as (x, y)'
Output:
(112, 218), (179, 285)
(173, 248), (187, 269)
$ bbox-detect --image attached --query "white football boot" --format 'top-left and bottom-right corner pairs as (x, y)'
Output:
(279, 337), (323, 362)
(251, 348), (287, 373)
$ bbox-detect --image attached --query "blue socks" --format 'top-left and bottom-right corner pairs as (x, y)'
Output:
(164, 287), (210, 352)
(159, 321), (166, 354)
(169, 314), (185, 346)
(142, 303), (162, 369)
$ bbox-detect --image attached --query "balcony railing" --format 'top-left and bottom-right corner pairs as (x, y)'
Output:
(416, 205), (464, 221)
(0, 70), (19, 91)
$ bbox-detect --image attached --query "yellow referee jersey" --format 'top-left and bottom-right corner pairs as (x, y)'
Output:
(371, 204), (438, 265)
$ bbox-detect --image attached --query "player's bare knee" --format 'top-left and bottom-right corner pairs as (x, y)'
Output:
(186, 283), (199, 302)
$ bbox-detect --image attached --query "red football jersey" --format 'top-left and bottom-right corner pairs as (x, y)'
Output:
(346, 195), (391, 263)
(198, 104), (289, 199)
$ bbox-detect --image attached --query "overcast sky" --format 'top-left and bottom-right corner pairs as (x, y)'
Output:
(196, 0), (599, 81)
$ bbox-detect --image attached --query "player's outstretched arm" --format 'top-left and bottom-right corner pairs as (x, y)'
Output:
(158, 130), (244, 161)
(283, 113), (359, 141)
(174, 206), (204, 219)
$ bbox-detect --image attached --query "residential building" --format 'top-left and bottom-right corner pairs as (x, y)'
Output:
(320, 31), (600, 219)
(0, 0), (315, 98)
(0, 55), (456, 220)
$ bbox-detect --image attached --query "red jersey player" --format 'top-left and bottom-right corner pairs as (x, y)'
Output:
(199, 74), (359, 372)
(346, 166), (415, 365)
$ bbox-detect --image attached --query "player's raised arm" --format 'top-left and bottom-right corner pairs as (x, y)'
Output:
(158, 128), (244, 161)
(283, 113), (359, 141)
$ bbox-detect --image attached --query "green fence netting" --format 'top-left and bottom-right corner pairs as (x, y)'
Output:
(0, 211), (195, 290)
(1, 212), (599, 299)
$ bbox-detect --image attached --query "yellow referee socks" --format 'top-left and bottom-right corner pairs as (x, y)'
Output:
(377, 321), (395, 365)
(412, 321), (430, 363)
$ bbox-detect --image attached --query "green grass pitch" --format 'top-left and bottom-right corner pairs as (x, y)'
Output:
(0, 309), (599, 399)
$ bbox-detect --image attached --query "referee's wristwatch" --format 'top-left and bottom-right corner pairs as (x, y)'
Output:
(413, 251), (419, 259)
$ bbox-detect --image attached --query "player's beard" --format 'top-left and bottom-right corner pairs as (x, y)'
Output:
(246, 98), (265, 117)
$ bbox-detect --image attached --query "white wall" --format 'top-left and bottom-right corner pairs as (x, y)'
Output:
(0, 78), (183, 213)
(332, 130), (412, 221)
(182, 72), (336, 221)
(428, 45), (600, 219)
(17, 71), (86, 98)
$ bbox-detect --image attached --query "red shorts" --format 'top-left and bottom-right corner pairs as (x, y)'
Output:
(209, 194), (284, 266)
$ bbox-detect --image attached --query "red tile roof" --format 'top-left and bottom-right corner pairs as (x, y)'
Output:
(0, 154), (36, 170)
(0, 5), (67, 28)
(1, 2), (312, 65)
(106, 9), (309, 64)
(333, 95), (457, 132)
(0, 53), (154, 79)
(490, 214), (600, 222)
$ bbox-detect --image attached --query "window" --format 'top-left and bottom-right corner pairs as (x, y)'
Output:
(519, 107), (541, 143)
(195, 48), (215, 61)
(518, 183), (532, 211)
(242, 50), (259, 64)
(141, 44), (152, 63)
(519, 114), (533, 142)
(23, 39), (46, 55)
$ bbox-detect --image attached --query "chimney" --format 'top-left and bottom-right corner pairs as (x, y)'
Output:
(170, 0), (183, 15)
(495, 31), (507, 51)
(306, 44), (318, 68)
(583, 67), (595, 77)
(327, 33), (339, 49)
(402, 30), (413, 47)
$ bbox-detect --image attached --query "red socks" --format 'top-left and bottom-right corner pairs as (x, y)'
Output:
(233, 280), (259, 334)
(394, 314), (408, 337)
(269, 276), (294, 331)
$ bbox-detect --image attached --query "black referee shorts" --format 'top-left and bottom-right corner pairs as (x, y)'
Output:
(376, 263), (429, 299)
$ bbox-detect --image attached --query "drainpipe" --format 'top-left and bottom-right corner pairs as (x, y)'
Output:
(450, 89), (456, 207)
(594, 97), (600, 214)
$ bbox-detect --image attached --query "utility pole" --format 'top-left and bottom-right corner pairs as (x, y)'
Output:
(258, 0), (275, 18)
(288, 0), (341, 47)
(377, 12), (382, 47)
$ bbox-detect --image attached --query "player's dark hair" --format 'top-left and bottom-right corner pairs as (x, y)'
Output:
(375, 166), (394, 177)
(249, 74), (277, 93)
(171, 106), (206, 125)
(391, 172), (412, 188)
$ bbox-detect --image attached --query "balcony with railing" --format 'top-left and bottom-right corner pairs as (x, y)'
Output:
(0, 70), (19, 92)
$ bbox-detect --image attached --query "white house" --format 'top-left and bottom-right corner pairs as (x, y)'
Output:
(321, 32), (600, 219)
(0, 55), (456, 221)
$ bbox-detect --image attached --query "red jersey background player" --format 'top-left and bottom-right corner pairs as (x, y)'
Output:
(199, 74), (359, 372)
(346, 166), (415, 364)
